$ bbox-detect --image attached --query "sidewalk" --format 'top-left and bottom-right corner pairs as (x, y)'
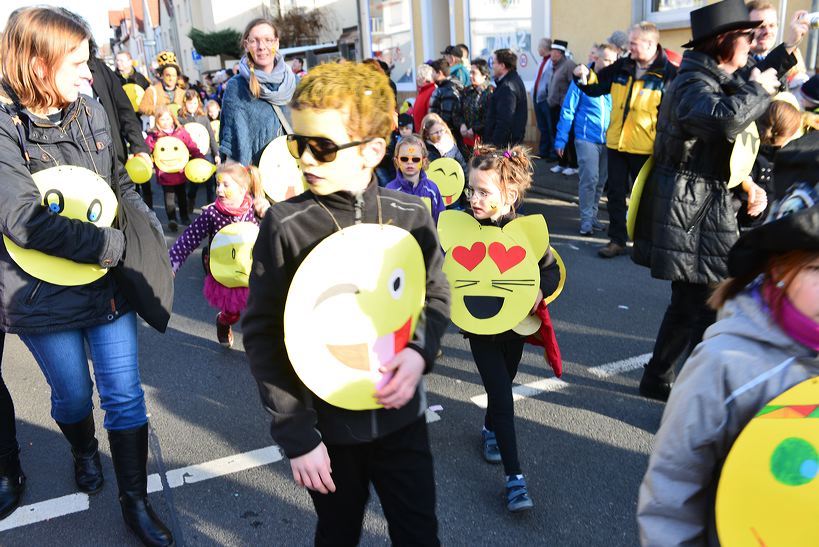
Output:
(529, 157), (593, 205)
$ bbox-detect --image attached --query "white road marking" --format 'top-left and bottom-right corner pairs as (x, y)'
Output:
(425, 408), (441, 423)
(0, 493), (89, 532)
(469, 353), (652, 407)
(588, 353), (652, 378)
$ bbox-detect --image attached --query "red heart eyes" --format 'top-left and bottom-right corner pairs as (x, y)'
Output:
(452, 242), (526, 273)
(488, 242), (526, 273)
(452, 242), (486, 271)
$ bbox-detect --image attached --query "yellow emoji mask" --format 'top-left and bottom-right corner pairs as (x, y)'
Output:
(4, 166), (118, 286)
(125, 155), (153, 184)
(209, 222), (259, 288)
(183, 122), (210, 156)
(258, 135), (307, 202)
(438, 210), (549, 335)
(716, 378), (819, 546)
(427, 157), (465, 206)
(284, 224), (426, 410)
(122, 83), (145, 112)
(184, 158), (216, 183)
(152, 136), (189, 173)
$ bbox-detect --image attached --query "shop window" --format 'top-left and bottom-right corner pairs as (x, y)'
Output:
(368, 0), (415, 88)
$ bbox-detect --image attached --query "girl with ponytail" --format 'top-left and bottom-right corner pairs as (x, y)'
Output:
(218, 18), (297, 166)
(168, 161), (269, 348)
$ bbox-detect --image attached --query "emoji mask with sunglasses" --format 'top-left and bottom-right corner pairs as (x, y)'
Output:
(438, 210), (550, 335)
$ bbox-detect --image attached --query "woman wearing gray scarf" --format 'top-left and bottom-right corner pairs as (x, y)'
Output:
(219, 18), (297, 166)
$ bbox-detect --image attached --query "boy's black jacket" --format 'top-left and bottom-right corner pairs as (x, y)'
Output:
(243, 180), (451, 458)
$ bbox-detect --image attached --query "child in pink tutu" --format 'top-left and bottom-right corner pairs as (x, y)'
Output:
(169, 161), (269, 347)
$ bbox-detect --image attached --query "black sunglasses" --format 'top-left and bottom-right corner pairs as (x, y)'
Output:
(286, 134), (374, 163)
(398, 156), (422, 164)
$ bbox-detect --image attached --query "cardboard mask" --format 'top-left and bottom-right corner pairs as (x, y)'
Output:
(627, 156), (654, 240)
(427, 157), (465, 206)
(728, 122), (760, 189)
(184, 158), (216, 183)
(284, 224), (426, 410)
(184, 122), (210, 155)
(210, 120), (221, 144)
(438, 210), (549, 335)
(258, 135), (307, 202)
(209, 222), (259, 288)
(4, 166), (117, 286)
(716, 377), (819, 546)
(122, 83), (144, 112)
(152, 136), (189, 173)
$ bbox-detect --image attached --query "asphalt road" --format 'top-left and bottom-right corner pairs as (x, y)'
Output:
(1, 192), (672, 546)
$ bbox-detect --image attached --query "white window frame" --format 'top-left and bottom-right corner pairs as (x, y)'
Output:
(640, 0), (706, 29)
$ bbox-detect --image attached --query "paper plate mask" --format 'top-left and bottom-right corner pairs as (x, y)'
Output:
(716, 378), (819, 546)
(210, 120), (221, 144)
(185, 158), (216, 183)
(438, 210), (549, 335)
(209, 222), (259, 288)
(122, 83), (144, 112)
(125, 155), (153, 184)
(168, 103), (181, 117)
(728, 122), (760, 189)
(427, 158), (465, 206)
(511, 247), (566, 336)
(626, 156), (654, 240)
(152, 136), (189, 174)
(184, 122), (210, 155)
(258, 135), (307, 202)
(3, 166), (117, 286)
(284, 224), (426, 410)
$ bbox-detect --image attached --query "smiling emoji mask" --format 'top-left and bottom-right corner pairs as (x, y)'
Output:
(152, 136), (190, 173)
(258, 135), (307, 202)
(716, 377), (819, 546)
(4, 166), (117, 286)
(284, 224), (426, 410)
(438, 210), (549, 335)
(209, 222), (259, 288)
(427, 157), (465, 206)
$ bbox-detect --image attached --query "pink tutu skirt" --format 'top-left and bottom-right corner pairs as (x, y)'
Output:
(203, 274), (249, 314)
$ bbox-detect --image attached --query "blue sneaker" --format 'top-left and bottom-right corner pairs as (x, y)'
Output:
(505, 476), (534, 512)
(481, 429), (502, 464)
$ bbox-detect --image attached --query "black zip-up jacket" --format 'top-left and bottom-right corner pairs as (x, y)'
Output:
(461, 212), (561, 342)
(631, 49), (793, 284)
(89, 56), (149, 165)
(484, 69), (528, 147)
(115, 68), (151, 90)
(429, 77), (465, 138)
(0, 87), (157, 334)
(243, 181), (450, 458)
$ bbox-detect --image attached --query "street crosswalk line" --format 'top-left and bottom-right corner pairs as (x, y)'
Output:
(588, 353), (652, 378)
(0, 493), (89, 532)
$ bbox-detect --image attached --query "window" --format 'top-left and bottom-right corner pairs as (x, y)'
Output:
(643, 0), (707, 29)
(368, 0), (415, 87)
(469, 0), (537, 82)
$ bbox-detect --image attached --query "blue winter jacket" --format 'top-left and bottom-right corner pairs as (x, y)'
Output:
(554, 79), (611, 150)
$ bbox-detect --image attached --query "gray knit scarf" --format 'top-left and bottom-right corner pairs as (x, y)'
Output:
(239, 53), (296, 107)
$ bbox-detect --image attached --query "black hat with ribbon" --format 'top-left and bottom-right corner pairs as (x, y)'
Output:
(681, 0), (762, 48)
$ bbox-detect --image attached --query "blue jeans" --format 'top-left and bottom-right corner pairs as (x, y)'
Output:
(575, 139), (608, 231)
(534, 100), (554, 159)
(20, 312), (147, 431)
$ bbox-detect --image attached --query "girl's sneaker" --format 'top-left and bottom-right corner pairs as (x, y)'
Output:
(216, 313), (234, 348)
(505, 475), (534, 513)
(481, 429), (501, 464)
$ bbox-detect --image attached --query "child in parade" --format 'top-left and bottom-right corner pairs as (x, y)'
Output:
(463, 144), (561, 513)
(145, 105), (204, 231)
(206, 99), (221, 146)
(243, 61), (450, 546)
(397, 112), (415, 139)
(386, 135), (445, 224)
(168, 162), (268, 348)
(638, 137), (819, 544)
(177, 89), (221, 213)
(422, 112), (467, 174)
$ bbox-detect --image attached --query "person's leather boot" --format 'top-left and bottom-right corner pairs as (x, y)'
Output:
(56, 414), (104, 494)
(597, 241), (627, 258)
(639, 366), (675, 402)
(109, 424), (173, 547)
(0, 445), (25, 520)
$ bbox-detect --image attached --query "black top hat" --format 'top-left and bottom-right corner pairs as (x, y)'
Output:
(551, 40), (568, 52)
(728, 132), (819, 278)
(681, 0), (762, 48)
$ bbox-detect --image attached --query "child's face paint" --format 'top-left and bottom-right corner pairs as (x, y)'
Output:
(395, 144), (423, 178)
(216, 173), (246, 208)
(468, 169), (511, 220)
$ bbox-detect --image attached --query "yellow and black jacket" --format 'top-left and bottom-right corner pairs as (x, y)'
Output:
(577, 47), (677, 155)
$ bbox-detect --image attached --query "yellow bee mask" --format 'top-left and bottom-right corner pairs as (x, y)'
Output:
(284, 224), (426, 410)
(438, 210), (549, 335)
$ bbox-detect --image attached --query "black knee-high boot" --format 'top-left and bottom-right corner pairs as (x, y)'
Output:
(0, 444), (25, 520)
(56, 413), (104, 494)
(108, 424), (173, 547)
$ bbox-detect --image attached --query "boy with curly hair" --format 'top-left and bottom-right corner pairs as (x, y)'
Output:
(243, 62), (449, 545)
